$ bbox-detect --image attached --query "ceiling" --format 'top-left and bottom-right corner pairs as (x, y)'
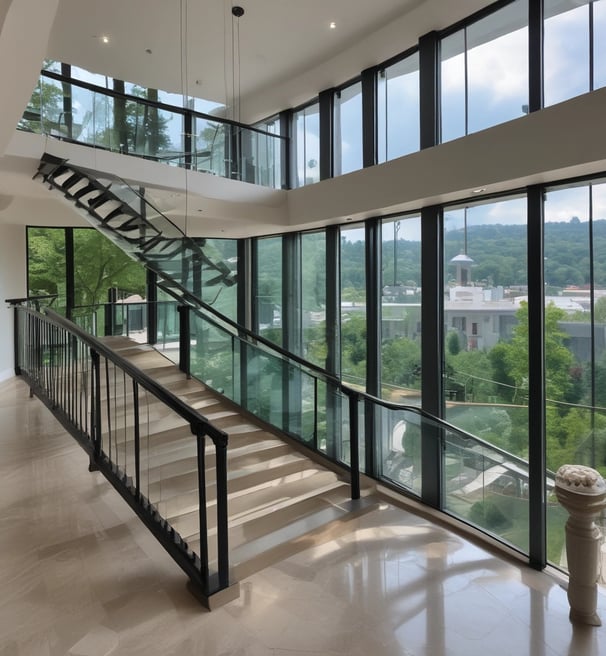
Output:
(45, 0), (493, 123)
(47, 0), (422, 120)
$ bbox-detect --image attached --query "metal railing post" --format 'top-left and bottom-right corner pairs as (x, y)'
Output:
(348, 392), (361, 500)
(133, 379), (141, 497)
(177, 305), (191, 377)
(12, 304), (22, 375)
(196, 432), (209, 590)
(90, 348), (102, 470)
(214, 435), (230, 589)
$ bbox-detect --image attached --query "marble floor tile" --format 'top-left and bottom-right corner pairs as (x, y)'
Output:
(1, 376), (605, 656)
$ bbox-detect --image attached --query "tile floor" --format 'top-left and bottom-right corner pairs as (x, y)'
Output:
(1, 376), (605, 656)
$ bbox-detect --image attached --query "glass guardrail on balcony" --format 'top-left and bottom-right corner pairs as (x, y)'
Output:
(19, 72), (285, 189)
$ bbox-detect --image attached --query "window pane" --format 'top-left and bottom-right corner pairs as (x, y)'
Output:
(71, 66), (111, 88)
(255, 236), (283, 345)
(380, 215), (422, 405)
(27, 228), (66, 305)
(293, 103), (319, 187)
(443, 197), (529, 552)
(378, 53), (420, 162)
(543, 182), (606, 570)
(467, 0), (528, 133)
(201, 238), (238, 322)
(440, 31), (466, 142)
(302, 232), (327, 368)
(340, 224), (366, 389)
(544, 0), (590, 106)
(441, 0), (528, 141)
(73, 228), (146, 308)
(334, 82), (363, 176)
(594, 0), (606, 90)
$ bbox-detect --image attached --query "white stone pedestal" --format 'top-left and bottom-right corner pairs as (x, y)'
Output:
(555, 464), (606, 627)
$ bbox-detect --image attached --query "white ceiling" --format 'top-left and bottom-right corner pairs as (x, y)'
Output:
(45, 0), (493, 122)
(48, 0), (420, 118)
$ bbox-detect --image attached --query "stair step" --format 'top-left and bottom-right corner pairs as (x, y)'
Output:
(146, 440), (294, 484)
(147, 452), (312, 504)
(168, 471), (346, 539)
(188, 496), (376, 581)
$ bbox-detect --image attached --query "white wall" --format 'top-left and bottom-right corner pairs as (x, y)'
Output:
(0, 0), (60, 155)
(0, 223), (26, 381)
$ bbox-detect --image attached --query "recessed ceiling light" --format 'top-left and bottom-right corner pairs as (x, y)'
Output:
(101, 35), (110, 44)
(329, 21), (336, 29)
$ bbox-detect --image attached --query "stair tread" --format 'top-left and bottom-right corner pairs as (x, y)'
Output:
(167, 474), (347, 537)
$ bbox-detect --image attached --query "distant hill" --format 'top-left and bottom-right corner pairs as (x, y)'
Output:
(349, 219), (606, 290)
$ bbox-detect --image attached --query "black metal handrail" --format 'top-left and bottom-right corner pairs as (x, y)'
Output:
(8, 298), (232, 606)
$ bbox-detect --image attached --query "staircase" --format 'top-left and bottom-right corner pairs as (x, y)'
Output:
(101, 335), (375, 582)
(35, 153), (235, 306)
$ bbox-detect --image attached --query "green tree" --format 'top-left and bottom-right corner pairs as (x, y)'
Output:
(501, 302), (577, 406)
(28, 228), (146, 308)
(341, 314), (366, 382)
(447, 330), (460, 356)
(19, 77), (63, 133)
(73, 229), (145, 305)
(382, 337), (421, 389)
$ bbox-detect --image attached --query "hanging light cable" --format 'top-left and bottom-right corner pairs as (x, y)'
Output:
(180, 0), (189, 234)
(231, 5), (244, 125)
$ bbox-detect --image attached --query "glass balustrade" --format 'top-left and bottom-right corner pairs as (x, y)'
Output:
(20, 71), (285, 189)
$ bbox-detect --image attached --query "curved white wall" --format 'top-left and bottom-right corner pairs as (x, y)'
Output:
(0, 0), (60, 155)
(0, 224), (26, 380)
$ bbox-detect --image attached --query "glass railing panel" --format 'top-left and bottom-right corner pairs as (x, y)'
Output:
(190, 312), (236, 399)
(443, 425), (530, 552)
(71, 305), (103, 336)
(22, 71), (285, 188)
(128, 103), (185, 161)
(320, 382), (348, 461)
(284, 364), (317, 447)
(240, 341), (285, 427)
(157, 300), (180, 361)
(70, 86), (113, 147)
(193, 117), (230, 177)
(442, 424), (529, 550)
(378, 406), (423, 496)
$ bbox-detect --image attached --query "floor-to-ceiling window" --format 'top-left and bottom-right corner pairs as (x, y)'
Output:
(543, 179), (606, 567)
(377, 52), (420, 163)
(442, 196), (530, 551)
(379, 214), (422, 491)
(440, 0), (529, 142)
